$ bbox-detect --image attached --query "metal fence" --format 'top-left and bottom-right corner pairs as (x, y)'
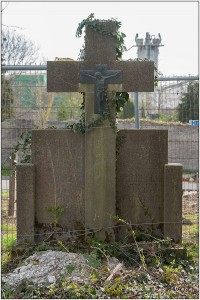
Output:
(1, 66), (199, 251)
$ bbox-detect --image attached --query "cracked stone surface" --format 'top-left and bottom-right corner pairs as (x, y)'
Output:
(2, 250), (90, 287)
(2, 250), (121, 288)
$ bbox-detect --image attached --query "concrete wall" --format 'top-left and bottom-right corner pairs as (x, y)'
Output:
(118, 120), (199, 171)
(2, 119), (198, 171)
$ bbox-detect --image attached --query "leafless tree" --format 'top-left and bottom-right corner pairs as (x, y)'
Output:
(1, 1), (9, 13)
(1, 27), (40, 65)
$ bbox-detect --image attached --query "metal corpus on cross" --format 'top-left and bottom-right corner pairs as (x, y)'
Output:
(47, 21), (155, 119)
(80, 64), (122, 113)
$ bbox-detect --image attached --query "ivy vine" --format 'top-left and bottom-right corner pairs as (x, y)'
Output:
(74, 14), (159, 133)
(76, 13), (127, 60)
(14, 131), (32, 163)
(64, 90), (117, 133)
(65, 13), (130, 134)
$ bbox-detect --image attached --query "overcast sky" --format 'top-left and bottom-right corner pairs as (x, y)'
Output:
(1, 1), (199, 76)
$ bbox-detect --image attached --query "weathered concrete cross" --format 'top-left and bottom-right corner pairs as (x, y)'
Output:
(47, 21), (154, 121)
(47, 21), (154, 240)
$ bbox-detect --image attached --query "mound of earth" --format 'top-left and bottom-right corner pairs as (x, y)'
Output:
(2, 250), (120, 288)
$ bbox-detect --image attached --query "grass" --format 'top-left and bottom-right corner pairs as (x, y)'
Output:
(2, 233), (17, 250)
(183, 213), (198, 222)
(186, 242), (199, 260)
(140, 116), (181, 125)
(1, 220), (16, 232)
(1, 219), (17, 261)
(1, 168), (10, 177)
(1, 190), (9, 198)
(156, 112), (179, 123)
(182, 224), (199, 241)
(1, 228), (17, 272)
(183, 169), (199, 175)
(1, 219), (17, 249)
(182, 213), (199, 242)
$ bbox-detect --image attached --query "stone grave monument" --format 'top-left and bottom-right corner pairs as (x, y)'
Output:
(16, 20), (182, 243)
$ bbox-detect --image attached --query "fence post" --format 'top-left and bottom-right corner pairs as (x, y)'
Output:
(8, 156), (16, 217)
(134, 92), (140, 128)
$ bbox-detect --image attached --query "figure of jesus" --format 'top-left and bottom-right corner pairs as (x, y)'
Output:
(83, 70), (121, 113)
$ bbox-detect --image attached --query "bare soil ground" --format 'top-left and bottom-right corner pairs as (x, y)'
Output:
(182, 191), (198, 215)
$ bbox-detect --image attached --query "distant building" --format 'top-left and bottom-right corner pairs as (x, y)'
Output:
(135, 32), (163, 69)
(133, 32), (164, 117)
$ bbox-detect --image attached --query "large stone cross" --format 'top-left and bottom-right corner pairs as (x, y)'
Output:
(47, 21), (154, 120)
(47, 21), (154, 240)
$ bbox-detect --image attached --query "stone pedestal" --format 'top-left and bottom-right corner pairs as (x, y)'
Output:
(16, 163), (35, 243)
(164, 163), (183, 242)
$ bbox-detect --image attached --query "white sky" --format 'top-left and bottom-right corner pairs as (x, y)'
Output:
(1, 1), (199, 76)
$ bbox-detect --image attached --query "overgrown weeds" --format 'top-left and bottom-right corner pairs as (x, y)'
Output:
(1, 234), (199, 299)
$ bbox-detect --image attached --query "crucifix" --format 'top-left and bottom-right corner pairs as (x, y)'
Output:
(80, 64), (122, 114)
(47, 21), (154, 239)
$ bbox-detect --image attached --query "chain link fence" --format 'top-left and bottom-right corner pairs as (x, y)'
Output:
(1, 66), (199, 251)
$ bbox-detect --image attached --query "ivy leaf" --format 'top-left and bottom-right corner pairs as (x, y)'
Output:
(66, 265), (75, 274)
(121, 32), (126, 38)
(84, 253), (101, 268)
